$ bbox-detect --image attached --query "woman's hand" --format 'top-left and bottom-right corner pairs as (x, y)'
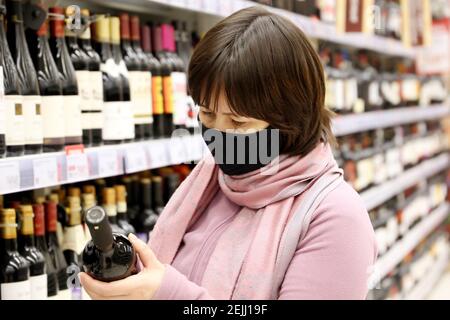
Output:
(79, 233), (166, 300)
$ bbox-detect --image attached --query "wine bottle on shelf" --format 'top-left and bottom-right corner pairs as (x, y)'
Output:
(81, 186), (96, 243)
(1, 0), (24, 157)
(163, 173), (180, 204)
(44, 200), (68, 292)
(32, 203), (58, 297)
(27, 15), (65, 153)
(114, 185), (136, 236)
(0, 1), (6, 158)
(82, 206), (137, 282)
(6, 0), (43, 155)
(110, 16), (134, 142)
(93, 15), (124, 145)
(78, 9), (103, 146)
(163, 23), (188, 132)
(152, 23), (174, 137)
(17, 205), (47, 300)
(65, 6), (92, 147)
(102, 187), (127, 235)
(0, 208), (31, 300)
(141, 24), (164, 138)
(122, 175), (140, 225)
(152, 176), (165, 215)
(49, 6), (82, 146)
(136, 178), (159, 242)
(119, 13), (147, 141)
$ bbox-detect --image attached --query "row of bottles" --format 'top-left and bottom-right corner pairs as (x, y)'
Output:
(335, 121), (448, 192)
(0, 164), (191, 299)
(319, 48), (447, 114)
(0, 0), (199, 158)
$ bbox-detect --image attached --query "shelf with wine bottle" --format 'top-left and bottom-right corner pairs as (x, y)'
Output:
(85, 0), (417, 58)
(0, 135), (205, 195)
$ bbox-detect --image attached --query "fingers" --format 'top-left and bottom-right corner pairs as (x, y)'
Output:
(79, 272), (136, 298)
(128, 233), (157, 268)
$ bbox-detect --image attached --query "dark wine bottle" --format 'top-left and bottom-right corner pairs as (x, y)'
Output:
(44, 200), (68, 292)
(6, 0), (43, 155)
(110, 16), (134, 142)
(2, 0), (24, 157)
(141, 24), (164, 138)
(27, 16), (65, 153)
(0, 208), (31, 299)
(0, 1), (6, 157)
(136, 178), (159, 242)
(102, 187), (127, 235)
(152, 176), (165, 215)
(17, 205), (47, 299)
(163, 172), (180, 204)
(82, 206), (137, 282)
(122, 175), (139, 225)
(92, 15), (123, 145)
(130, 16), (153, 140)
(152, 24), (174, 137)
(114, 185), (136, 236)
(49, 6), (82, 146)
(32, 203), (58, 297)
(65, 6), (92, 147)
(119, 13), (146, 141)
(78, 9), (103, 146)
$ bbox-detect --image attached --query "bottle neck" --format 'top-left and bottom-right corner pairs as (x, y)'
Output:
(18, 234), (35, 248)
(0, 238), (18, 251)
(142, 185), (153, 210)
(47, 231), (59, 245)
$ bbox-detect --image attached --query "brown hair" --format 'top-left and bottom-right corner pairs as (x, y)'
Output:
(188, 6), (335, 156)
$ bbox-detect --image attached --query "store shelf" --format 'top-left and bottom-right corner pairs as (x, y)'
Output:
(360, 153), (450, 211)
(332, 104), (450, 137)
(0, 135), (205, 195)
(86, 0), (416, 58)
(405, 245), (449, 300)
(368, 202), (449, 289)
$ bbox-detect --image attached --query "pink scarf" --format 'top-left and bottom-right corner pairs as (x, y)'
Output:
(148, 142), (342, 299)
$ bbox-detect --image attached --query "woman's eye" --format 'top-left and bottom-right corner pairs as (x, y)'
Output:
(231, 119), (245, 127)
(201, 110), (214, 117)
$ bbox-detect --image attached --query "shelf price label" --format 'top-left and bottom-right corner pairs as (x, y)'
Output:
(97, 149), (121, 177)
(65, 145), (89, 182)
(124, 145), (148, 173)
(168, 136), (188, 164)
(147, 140), (170, 169)
(33, 157), (58, 188)
(0, 161), (20, 194)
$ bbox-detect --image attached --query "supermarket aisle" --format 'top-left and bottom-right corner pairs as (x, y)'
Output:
(427, 264), (450, 299)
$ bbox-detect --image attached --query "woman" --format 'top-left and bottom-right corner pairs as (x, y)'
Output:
(80, 6), (377, 300)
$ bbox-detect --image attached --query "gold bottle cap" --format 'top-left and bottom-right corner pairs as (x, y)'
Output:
(102, 188), (116, 205)
(82, 193), (96, 208)
(94, 14), (110, 43)
(109, 16), (120, 45)
(79, 9), (91, 40)
(141, 178), (151, 184)
(19, 205), (34, 236)
(1, 209), (17, 240)
(67, 197), (81, 226)
(48, 193), (59, 204)
(68, 187), (81, 198)
(35, 196), (46, 204)
(114, 185), (127, 203)
(151, 176), (162, 183)
(82, 185), (96, 196)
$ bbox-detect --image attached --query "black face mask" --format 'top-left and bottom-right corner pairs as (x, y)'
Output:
(200, 121), (281, 176)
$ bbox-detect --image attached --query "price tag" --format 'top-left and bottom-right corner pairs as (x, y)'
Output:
(0, 161), (20, 194)
(147, 140), (170, 169)
(124, 145), (148, 173)
(65, 145), (89, 182)
(168, 137), (188, 164)
(33, 157), (58, 188)
(97, 149), (121, 177)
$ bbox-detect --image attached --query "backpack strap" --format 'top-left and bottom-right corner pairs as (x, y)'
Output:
(271, 170), (343, 298)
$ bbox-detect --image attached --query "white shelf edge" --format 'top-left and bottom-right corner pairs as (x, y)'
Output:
(361, 153), (450, 211)
(368, 202), (450, 289)
(405, 245), (449, 300)
(333, 104), (450, 137)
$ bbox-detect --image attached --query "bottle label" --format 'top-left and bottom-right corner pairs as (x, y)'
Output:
(41, 96), (65, 139)
(152, 76), (164, 115)
(63, 95), (82, 138)
(162, 75), (174, 114)
(120, 101), (135, 140)
(171, 71), (188, 126)
(0, 66), (4, 135)
(334, 79), (345, 110)
(344, 77), (358, 111)
(75, 71), (92, 111)
(129, 71), (153, 126)
(81, 112), (91, 130)
(100, 59), (119, 78)
(61, 224), (87, 255)
(368, 81), (382, 106)
(102, 101), (123, 140)
(30, 274), (48, 300)
(5, 95), (25, 146)
(90, 111), (103, 130)
(90, 71), (104, 111)
(22, 95), (44, 145)
(0, 280), (32, 300)
(401, 78), (419, 101)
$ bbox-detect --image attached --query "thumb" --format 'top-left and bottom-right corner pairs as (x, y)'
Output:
(128, 233), (158, 268)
